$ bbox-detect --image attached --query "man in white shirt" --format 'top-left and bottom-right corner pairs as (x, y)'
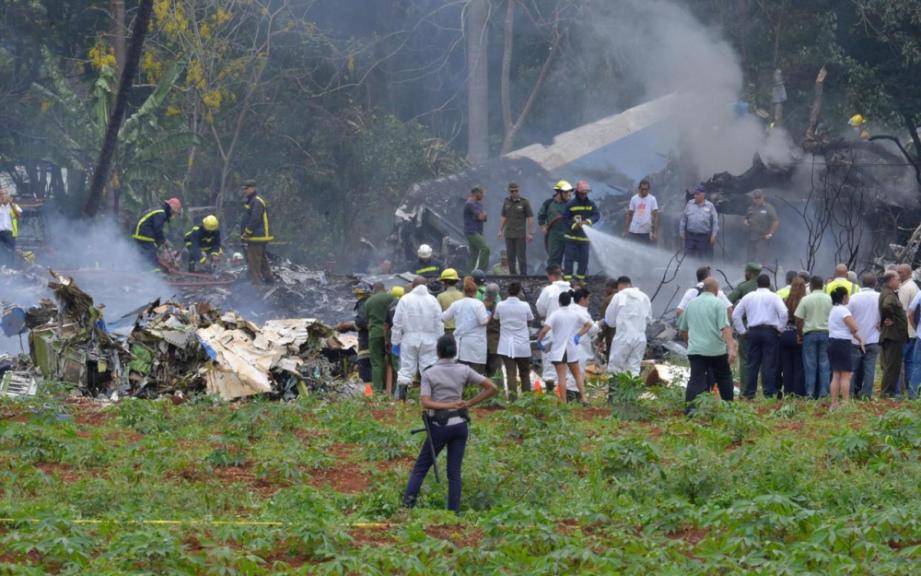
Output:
(848, 273), (881, 398)
(623, 179), (658, 243)
(392, 277), (445, 400)
(535, 263), (571, 393)
(731, 274), (788, 399)
(676, 266), (733, 319)
(605, 276), (652, 381)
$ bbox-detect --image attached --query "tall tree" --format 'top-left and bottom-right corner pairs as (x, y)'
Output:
(466, 0), (489, 164)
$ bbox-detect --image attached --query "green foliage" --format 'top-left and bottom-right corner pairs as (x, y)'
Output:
(5, 378), (921, 572)
(609, 372), (654, 421)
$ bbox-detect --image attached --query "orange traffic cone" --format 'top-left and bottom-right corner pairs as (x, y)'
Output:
(533, 379), (543, 395)
(363, 383), (374, 397)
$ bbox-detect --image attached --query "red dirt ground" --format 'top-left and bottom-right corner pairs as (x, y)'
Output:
(307, 464), (369, 494)
(424, 524), (483, 547)
(348, 525), (396, 547)
(34, 462), (82, 483)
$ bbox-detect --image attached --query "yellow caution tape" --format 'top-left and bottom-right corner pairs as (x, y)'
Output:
(0, 518), (390, 529)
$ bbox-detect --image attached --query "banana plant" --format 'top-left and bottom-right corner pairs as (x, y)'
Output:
(32, 48), (192, 211)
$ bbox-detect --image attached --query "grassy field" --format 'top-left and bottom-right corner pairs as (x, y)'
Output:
(2, 380), (921, 574)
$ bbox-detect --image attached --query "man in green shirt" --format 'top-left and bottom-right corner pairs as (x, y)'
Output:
(743, 190), (779, 263)
(537, 180), (573, 267)
(728, 262), (762, 392)
(795, 275), (832, 398)
(678, 278), (737, 411)
(364, 283), (395, 393)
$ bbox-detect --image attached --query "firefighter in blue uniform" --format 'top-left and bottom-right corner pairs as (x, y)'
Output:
(184, 214), (223, 272)
(131, 197), (182, 269)
(562, 180), (599, 282)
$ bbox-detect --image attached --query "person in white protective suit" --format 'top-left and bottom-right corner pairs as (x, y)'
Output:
(605, 276), (652, 382)
(442, 277), (490, 373)
(535, 290), (594, 403)
(535, 263), (571, 392)
(391, 277), (445, 400)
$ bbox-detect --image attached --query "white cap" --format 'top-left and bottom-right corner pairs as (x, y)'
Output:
(417, 244), (433, 259)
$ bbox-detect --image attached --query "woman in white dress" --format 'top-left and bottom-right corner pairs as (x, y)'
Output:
(535, 291), (593, 403)
(443, 277), (490, 373)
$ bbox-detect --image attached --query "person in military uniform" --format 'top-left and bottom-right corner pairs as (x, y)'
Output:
(729, 262), (762, 393)
(497, 182), (534, 274)
(744, 190), (779, 263)
(363, 283), (395, 393)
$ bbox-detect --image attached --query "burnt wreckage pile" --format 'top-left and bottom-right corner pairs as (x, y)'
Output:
(4, 270), (360, 400)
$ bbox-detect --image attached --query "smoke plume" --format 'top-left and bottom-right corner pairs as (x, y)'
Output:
(582, 0), (793, 179)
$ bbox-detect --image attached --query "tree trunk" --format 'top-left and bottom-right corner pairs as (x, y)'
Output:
(83, 0), (154, 218)
(500, 26), (561, 155)
(111, 0), (127, 85)
(500, 0), (514, 140)
(804, 66), (827, 147)
(902, 111), (921, 187)
(466, 0), (489, 164)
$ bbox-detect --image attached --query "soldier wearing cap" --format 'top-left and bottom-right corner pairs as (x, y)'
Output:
(498, 182), (533, 274)
(744, 190), (779, 263)
(729, 262), (763, 393)
(240, 179), (274, 285)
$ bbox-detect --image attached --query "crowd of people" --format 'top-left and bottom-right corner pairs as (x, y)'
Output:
(679, 261), (921, 410)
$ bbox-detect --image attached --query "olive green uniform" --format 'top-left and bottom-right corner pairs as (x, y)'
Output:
(538, 197), (568, 267)
(365, 291), (395, 392)
(729, 277), (759, 391)
(745, 202), (778, 263)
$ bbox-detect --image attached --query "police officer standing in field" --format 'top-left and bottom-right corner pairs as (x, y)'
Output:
(679, 184), (719, 259)
(402, 334), (497, 513)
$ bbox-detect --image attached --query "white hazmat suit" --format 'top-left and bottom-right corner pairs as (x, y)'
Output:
(605, 286), (652, 376)
(392, 285), (445, 385)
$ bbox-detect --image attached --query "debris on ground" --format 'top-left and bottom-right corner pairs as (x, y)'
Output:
(18, 270), (362, 402)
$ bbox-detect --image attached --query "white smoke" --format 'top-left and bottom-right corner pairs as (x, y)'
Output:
(586, 0), (794, 179)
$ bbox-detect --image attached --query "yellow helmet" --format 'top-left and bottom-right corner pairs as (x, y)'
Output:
(848, 114), (865, 127)
(439, 268), (459, 281)
(554, 180), (573, 193)
(202, 215), (219, 231)
(391, 286), (405, 298)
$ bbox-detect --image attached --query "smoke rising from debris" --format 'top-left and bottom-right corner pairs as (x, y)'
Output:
(585, 0), (793, 179)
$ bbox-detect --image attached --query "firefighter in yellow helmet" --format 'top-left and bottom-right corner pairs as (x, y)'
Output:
(184, 214), (223, 272)
(848, 114), (871, 141)
(537, 180), (573, 267)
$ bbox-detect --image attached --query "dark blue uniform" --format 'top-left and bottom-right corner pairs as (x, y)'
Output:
(562, 196), (600, 281)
